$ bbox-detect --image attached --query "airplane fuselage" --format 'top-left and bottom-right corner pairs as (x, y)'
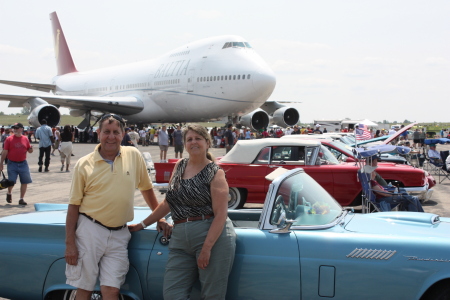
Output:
(54, 35), (276, 124)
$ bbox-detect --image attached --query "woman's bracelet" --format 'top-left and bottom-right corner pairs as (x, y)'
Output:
(140, 221), (147, 228)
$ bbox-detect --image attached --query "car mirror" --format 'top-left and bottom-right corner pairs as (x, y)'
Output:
(270, 219), (295, 234)
(345, 157), (356, 162)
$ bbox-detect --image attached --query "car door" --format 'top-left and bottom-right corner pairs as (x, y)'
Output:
(145, 229), (301, 300)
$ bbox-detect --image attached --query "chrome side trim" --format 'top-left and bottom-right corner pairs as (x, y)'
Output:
(347, 248), (397, 260)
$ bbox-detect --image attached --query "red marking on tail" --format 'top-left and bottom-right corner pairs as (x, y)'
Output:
(49, 12), (78, 76)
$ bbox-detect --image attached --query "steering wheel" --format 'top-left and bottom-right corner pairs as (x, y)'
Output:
(271, 195), (287, 224)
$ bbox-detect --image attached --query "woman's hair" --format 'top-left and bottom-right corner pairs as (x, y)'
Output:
(63, 125), (72, 134)
(182, 124), (215, 162)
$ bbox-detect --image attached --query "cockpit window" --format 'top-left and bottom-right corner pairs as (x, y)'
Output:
(233, 42), (245, 48)
(222, 42), (231, 49)
(222, 42), (252, 49)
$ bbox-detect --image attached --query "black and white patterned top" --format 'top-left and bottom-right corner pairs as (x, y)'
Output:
(166, 158), (220, 221)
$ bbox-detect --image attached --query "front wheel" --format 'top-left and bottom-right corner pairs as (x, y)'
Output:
(228, 187), (246, 209)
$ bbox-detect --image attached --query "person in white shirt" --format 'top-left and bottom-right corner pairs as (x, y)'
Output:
(428, 144), (442, 163)
(388, 128), (397, 135)
(128, 127), (139, 147)
(138, 128), (147, 147)
(446, 153), (450, 171)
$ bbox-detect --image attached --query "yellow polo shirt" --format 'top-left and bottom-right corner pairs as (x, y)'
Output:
(69, 144), (153, 227)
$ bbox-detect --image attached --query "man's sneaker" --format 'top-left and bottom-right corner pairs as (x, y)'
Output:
(160, 160), (164, 163)
(38, 166), (42, 172)
(6, 194), (12, 203)
(44, 167), (49, 172)
(61, 165), (64, 172)
(18, 199), (27, 205)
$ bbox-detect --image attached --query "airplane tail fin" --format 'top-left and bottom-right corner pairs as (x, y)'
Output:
(49, 12), (78, 76)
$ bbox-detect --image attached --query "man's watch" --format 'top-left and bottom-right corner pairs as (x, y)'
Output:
(140, 221), (148, 228)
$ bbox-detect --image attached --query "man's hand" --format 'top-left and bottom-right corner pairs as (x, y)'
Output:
(157, 219), (173, 238)
(65, 243), (79, 266)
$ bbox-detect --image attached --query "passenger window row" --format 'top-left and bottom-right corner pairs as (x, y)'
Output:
(197, 74), (251, 82)
(113, 82), (148, 90)
(155, 79), (180, 86)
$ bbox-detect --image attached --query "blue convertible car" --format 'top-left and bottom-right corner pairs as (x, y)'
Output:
(1, 168), (450, 300)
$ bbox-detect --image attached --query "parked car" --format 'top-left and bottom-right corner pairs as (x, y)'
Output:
(1, 168), (449, 299)
(154, 138), (435, 209)
(284, 135), (409, 164)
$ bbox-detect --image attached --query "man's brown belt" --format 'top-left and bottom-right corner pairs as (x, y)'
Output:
(80, 212), (126, 231)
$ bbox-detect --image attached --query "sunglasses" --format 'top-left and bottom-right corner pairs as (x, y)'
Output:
(100, 114), (125, 126)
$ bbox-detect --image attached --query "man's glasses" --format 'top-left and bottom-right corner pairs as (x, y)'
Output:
(100, 114), (126, 126)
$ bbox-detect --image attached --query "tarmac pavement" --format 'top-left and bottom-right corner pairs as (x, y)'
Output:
(1, 142), (450, 218)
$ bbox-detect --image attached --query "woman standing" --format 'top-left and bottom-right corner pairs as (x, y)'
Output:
(59, 125), (74, 172)
(130, 124), (236, 299)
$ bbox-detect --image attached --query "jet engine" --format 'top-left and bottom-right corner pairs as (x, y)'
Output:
(26, 98), (61, 127)
(239, 109), (270, 131)
(272, 107), (300, 127)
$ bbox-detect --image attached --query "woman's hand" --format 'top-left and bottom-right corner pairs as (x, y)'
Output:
(128, 223), (144, 232)
(157, 219), (173, 237)
(197, 248), (211, 269)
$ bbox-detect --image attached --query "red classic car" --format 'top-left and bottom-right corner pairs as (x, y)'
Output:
(154, 138), (435, 209)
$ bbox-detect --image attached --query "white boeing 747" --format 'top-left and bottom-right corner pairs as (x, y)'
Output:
(0, 12), (299, 130)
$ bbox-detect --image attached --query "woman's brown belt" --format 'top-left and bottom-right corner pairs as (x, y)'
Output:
(173, 214), (214, 225)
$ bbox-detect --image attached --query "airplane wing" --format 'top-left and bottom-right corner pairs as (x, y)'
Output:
(0, 80), (56, 93)
(0, 93), (144, 115)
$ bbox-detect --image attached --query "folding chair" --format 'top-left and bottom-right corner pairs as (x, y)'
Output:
(439, 150), (450, 184)
(357, 171), (414, 213)
(357, 171), (381, 213)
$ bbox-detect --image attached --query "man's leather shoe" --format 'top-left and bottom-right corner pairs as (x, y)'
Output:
(38, 166), (42, 172)
(44, 167), (49, 172)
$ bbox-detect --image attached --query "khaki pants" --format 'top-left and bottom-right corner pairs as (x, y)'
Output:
(164, 218), (236, 300)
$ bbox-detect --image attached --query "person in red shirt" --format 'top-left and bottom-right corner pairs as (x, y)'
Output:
(0, 123), (33, 205)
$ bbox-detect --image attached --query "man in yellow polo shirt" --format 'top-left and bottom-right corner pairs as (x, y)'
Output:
(64, 114), (171, 300)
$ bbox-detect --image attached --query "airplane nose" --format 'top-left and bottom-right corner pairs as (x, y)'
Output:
(252, 68), (276, 96)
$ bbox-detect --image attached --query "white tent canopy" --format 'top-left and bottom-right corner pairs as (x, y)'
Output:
(358, 119), (378, 127)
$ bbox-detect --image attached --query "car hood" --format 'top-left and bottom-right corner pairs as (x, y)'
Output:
(345, 212), (450, 238)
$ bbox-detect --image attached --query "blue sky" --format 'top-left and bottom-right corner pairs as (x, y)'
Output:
(0, 1), (449, 123)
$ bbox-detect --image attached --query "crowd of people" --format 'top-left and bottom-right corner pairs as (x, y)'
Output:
(1, 122), (75, 205)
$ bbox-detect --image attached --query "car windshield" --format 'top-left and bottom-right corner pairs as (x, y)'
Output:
(316, 145), (340, 165)
(270, 171), (343, 227)
(325, 141), (355, 162)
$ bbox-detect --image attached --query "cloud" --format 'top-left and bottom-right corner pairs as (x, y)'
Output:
(271, 59), (306, 72)
(185, 10), (221, 19)
(425, 57), (449, 66)
(297, 78), (337, 88)
(251, 39), (331, 52)
(0, 44), (30, 55)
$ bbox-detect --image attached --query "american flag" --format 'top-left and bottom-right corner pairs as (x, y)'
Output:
(355, 124), (372, 140)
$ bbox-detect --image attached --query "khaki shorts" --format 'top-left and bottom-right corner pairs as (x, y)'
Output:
(53, 140), (60, 150)
(159, 145), (169, 151)
(65, 214), (131, 291)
